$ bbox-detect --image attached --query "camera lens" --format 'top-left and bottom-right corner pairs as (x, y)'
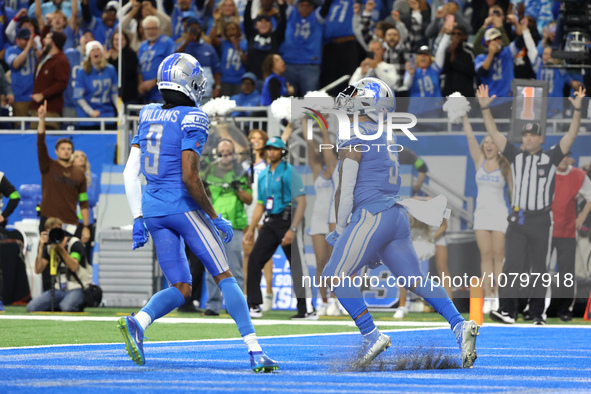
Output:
(48, 228), (65, 244)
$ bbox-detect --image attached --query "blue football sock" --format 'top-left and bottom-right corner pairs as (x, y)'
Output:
(219, 277), (255, 337)
(332, 281), (368, 319)
(413, 279), (464, 330)
(355, 312), (377, 336)
(141, 286), (186, 322)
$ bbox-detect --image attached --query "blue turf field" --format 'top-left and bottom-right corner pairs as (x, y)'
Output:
(0, 326), (590, 392)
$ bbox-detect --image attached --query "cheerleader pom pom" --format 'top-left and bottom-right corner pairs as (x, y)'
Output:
(202, 96), (237, 117)
(442, 92), (471, 124)
(270, 97), (292, 121)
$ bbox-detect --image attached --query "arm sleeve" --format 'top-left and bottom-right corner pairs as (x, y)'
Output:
(522, 29), (538, 64)
(77, 99), (96, 116)
(0, 175), (20, 219)
(319, 0), (333, 19)
(123, 146), (143, 219)
(268, 78), (282, 101)
(69, 240), (86, 267)
(337, 158), (359, 233)
(502, 142), (520, 164)
(6, 19), (17, 43)
(547, 144), (566, 166)
(37, 133), (51, 174)
(578, 175), (591, 201)
(434, 33), (450, 69)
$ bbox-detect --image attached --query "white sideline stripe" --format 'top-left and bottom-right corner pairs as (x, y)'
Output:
(2, 315), (590, 329)
(0, 327), (447, 351)
(0, 314), (448, 327)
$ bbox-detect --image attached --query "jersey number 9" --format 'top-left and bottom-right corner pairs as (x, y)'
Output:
(145, 124), (163, 175)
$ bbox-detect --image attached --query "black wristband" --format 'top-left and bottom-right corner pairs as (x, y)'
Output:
(481, 106), (490, 111)
(575, 107), (582, 112)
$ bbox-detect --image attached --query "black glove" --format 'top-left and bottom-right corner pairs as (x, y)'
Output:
(230, 180), (243, 191)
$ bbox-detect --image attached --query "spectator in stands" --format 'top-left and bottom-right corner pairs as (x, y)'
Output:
(382, 27), (408, 92)
(74, 40), (118, 130)
(440, 24), (475, 98)
(35, 0), (77, 51)
(0, 171), (21, 228)
(353, 1), (397, 52)
(320, 0), (357, 95)
(5, 9), (39, 45)
(36, 100), (90, 290)
(350, 39), (398, 90)
(107, 31), (140, 105)
(81, 0), (118, 49)
(170, 0), (203, 42)
(403, 0), (430, 52)
(244, 0), (286, 83)
(472, 4), (511, 57)
(140, 0), (172, 37)
(208, 0), (241, 38)
(230, 72), (261, 117)
(474, 20), (534, 123)
(256, 0), (282, 27)
(120, 0), (144, 51)
(511, 15), (540, 80)
(27, 217), (91, 312)
(462, 114), (512, 315)
(425, 0), (471, 45)
(403, 43), (446, 123)
(538, 21), (556, 54)
(260, 54), (294, 105)
(210, 21), (247, 96)
(177, 19), (222, 100)
(6, 28), (36, 121)
(533, 46), (583, 119)
(201, 139), (252, 316)
(30, 31), (69, 130)
(138, 15), (176, 103)
(551, 155), (591, 321)
(27, 0), (76, 19)
(71, 150), (99, 265)
(64, 30), (94, 121)
(280, 0), (332, 97)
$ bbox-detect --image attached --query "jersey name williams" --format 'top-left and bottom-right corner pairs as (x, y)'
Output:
(140, 108), (181, 123)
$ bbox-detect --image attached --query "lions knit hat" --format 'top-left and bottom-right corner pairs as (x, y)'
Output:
(50, 31), (67, 51)
(85, 40), (104, 57)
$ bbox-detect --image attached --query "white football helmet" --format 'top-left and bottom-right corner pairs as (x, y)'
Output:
(157, 53), (207, 105)
(334, 77), (396, 121)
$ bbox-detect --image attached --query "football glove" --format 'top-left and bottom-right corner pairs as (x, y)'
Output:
(325, 229), (340, 248)
(132, 217), (149, 250)
(212, 214), (234, 243)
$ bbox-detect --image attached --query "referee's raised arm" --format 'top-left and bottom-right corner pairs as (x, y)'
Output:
(559, 87), (586, 155)
(476, 84), (507, 153)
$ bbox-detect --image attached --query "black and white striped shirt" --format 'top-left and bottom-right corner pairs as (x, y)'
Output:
(503, 143), (565, 212)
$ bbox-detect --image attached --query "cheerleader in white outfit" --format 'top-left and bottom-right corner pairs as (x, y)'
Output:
(304, 120), (338, 316)
(463, 115), (513, 314)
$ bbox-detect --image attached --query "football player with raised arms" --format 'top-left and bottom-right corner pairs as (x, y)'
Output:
(120, 53), (279, 373)
(322, 77), (479, 369)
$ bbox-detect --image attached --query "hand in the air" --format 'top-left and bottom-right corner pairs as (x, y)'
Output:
(132, 217), (150, 250)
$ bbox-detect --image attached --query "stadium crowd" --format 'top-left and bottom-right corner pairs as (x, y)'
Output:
(1, 0), (590, 326)
(0, 0), (584, 127)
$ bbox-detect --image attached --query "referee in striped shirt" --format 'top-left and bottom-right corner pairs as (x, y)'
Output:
(476, 84), (585, 325)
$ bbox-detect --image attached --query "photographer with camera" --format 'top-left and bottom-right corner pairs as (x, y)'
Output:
(200, 139), (252, 315)
(27, 217), (92, 312)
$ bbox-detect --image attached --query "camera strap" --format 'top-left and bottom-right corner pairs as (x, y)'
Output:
(65, 237), (87, 291)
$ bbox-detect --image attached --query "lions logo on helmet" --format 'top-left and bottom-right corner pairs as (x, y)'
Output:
(157, 53), (207, 105)
(334, 77), (395, 121)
